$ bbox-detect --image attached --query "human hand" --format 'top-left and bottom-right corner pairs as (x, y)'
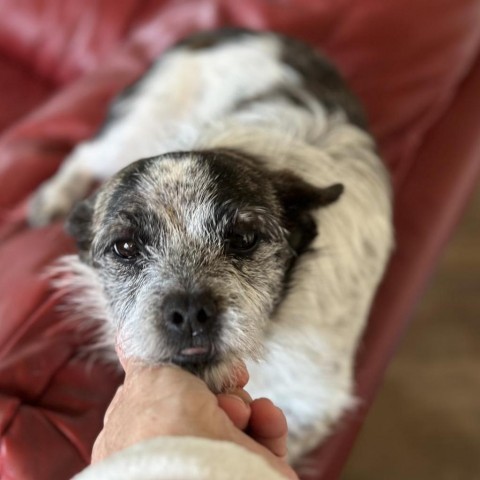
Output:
(92, 360), (298, 480)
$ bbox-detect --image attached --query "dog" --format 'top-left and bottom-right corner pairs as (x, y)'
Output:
(29, 28), (393, 462)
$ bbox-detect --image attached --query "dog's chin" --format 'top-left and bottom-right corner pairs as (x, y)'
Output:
(169, 352), (239, 393)
(171, 350), (220, 375)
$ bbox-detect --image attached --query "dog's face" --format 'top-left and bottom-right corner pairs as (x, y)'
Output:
(67, 149), (342, 389)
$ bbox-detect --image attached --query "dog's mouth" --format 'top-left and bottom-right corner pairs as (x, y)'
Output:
(173, 346), (211, 364)
(171, 344), (219, 370)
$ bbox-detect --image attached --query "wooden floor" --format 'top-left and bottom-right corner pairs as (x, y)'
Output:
(343, 185), (480, 480)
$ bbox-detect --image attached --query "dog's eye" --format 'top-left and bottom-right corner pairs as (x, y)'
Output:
(112, 239), (139, 260)
(225, 232), (259, 255)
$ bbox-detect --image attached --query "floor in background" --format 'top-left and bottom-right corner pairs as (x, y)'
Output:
(342, 185), (480, 480)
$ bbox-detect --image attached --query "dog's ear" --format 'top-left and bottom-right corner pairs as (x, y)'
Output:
(65, 193), (97, 258)
(272, 170), (344, 254)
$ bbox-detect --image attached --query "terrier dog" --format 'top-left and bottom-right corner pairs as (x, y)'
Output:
(29, 29), (393, 462)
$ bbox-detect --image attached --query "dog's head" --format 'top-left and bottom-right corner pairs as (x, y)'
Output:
(66, 149), (343, 389)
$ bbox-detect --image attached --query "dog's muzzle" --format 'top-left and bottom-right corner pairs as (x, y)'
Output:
(162, 290), (220, 367)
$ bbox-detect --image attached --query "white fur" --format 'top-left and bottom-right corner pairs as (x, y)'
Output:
(29, 35), (302, 226)
(32, 33), (393, 463)
(207, 119), (392, 460)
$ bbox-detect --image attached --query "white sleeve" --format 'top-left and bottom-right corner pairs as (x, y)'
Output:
(72, 436), (288, 480)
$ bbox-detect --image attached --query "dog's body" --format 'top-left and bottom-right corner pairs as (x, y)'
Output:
(29, 29), (393, 462)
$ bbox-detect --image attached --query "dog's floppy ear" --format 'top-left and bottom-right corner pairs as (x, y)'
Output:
(65, 193), (97, 258)
(272, 170), (344, 254)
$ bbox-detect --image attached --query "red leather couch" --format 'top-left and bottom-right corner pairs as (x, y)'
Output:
(1, 1), (479, 479)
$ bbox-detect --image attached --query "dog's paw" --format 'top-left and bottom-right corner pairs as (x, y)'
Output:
(28, 181), (75, 227)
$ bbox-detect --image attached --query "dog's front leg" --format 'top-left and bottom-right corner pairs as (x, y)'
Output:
(28, 143), (99, 227)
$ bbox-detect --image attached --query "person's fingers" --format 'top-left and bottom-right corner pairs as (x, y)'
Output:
(103, 386), (123, 426)
(91, 431), (105, 463)
(114, 343), (250, 393)
(228, 387), (252, 404)
(122, 360), (197, 389)
(122, 357), (151, 378)
(248, 398), (288, 458)
(217, 394), (251, 430)
(230, 361), (249, 388)
(115, 338), (128, 370)
(249, 398), (288, 439)
(231, 428), (298, 480)
(95, 356), (297, 479)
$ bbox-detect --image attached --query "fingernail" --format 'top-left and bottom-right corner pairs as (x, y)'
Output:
(223, 393), (251, 408)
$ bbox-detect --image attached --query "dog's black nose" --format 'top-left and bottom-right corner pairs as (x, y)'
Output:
(162, 290), (218, 337)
